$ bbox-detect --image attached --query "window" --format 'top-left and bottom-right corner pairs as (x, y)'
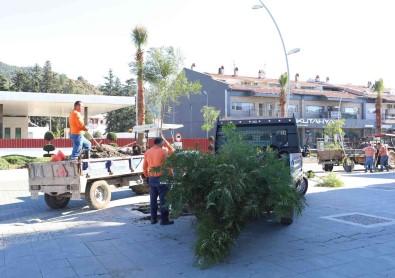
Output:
(4, 128), (10, 139)
(258, 103), (274, 117)
(306, 105), (324, 114)
(343, 107), (358, 114)
(288, 105), (298, 114)
(15, 128), (21, 139)
(367, 107), (376, 114)
(231, 102), (255, 111)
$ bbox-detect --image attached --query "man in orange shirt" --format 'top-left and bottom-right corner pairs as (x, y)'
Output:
(378, 142), (389, 171)
(143, 137), (174, 225)
(69, 101), (91, 160)
(362, 142), (375, 173)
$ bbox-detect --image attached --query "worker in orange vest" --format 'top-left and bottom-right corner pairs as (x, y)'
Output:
(143, 137), (174, 225)
(378, 142), (389, 172)
(362, 142), (375, 173)
(69, 101), (91, 160)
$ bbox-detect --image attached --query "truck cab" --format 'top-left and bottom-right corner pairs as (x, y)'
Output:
(214, 117), (308, 195)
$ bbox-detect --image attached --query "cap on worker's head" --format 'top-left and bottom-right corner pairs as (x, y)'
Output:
(154, 137), (164, 145)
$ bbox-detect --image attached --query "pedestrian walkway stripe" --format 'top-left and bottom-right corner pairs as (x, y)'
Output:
(321, 212), (395, 228)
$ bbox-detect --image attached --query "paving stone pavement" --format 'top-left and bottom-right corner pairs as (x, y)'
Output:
(2, 165), (395, 277)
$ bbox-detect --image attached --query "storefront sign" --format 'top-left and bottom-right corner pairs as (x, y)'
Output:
(296, 118), (375, 128)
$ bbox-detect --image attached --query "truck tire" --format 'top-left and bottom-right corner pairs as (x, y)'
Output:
(296, 177), (308, 195)
(342, 160), (355, 172)
(323, 164), (333, 172)
(85, 180), (111, 210)
(44, 194), (70, 209)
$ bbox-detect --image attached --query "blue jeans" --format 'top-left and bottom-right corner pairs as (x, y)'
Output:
(70, 134), (91, 160)
(380, 155), (389, 169)
(149, 177), (170, 222)
(365, 156), (374, 170)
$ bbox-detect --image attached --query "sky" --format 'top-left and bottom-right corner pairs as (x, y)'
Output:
(1, 0), (395, 89)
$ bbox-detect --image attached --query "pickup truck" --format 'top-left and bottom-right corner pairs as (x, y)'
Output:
(28, 155), (146, 210)
(214, 116), (308, 195)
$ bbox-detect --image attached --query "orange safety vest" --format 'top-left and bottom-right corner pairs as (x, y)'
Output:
(69, 110), (85, 135)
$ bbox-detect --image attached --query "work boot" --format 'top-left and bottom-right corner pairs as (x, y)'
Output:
(365, 169), (367, 173)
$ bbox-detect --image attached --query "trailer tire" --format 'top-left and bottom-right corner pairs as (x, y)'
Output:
(44, 194), (70, 209)
(86, 180), (111, 210)
(323, 164), (333, 172)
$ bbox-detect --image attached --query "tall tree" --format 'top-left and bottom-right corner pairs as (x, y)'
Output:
(30, 63), (42, 92)
(100, 70), (137, 132)
(144, 46), (201, 133)
(0, 75), (9, 91)
(131, 25), (148, 126)
(278, 72), (288, 117)
(373, 79), (384, 134)
(11, 70), (31, 92)
(41, 60), (58, 93)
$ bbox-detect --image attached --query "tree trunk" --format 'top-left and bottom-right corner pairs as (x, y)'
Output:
(376, 95), (382, 134)
(279, 89), (286, 117)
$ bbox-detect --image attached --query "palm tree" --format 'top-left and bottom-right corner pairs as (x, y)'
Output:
(372, 79), (384, 134)
(278, 72), (288, 117)
(131, 25), (148, 126)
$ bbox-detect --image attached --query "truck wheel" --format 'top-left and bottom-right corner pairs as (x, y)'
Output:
(296, 177), (308, 195)
(323, 164), (333, 172)
(85, 180), (111, 210)
(278, 207), (294, 225)
(44, 194), (70, 209)
(388, 152), (395, 169)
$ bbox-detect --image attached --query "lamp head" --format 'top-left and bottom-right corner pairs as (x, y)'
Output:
(252, 4), (263, 9)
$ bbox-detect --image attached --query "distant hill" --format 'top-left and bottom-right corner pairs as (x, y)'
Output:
(0, 61), (101, 95)
(0, 62), (31, 78)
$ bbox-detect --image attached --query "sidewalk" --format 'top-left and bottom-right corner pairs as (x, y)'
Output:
(1, 168), (395, 277)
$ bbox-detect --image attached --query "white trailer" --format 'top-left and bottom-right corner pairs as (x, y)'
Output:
(28, 155), (146, 209)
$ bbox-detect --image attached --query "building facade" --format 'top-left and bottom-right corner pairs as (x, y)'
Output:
(167, 68), (395, 147)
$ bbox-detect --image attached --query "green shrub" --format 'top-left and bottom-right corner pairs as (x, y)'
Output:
(43, 144), (55, 154)
(0, 157), (10, 170)
(162, 126), (306, 268)
(106, 132), (117, 141)
(93, 131), (102, 138)
(317, 173), (344, 187)
(44, 131), (55, 141)
(43, 154), (52, 158)
(208, 144), (214, 151)
(208, 136), (215, 143)
(306, 170), (315, 178)
(3, 155), (31, 165)
(108, 143), (118, 148)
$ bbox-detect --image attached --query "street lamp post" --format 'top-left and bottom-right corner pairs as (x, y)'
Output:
(203, 91), (208, 138)
(252, 2), (300, 116)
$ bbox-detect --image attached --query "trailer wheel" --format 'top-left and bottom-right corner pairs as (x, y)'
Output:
(85, 180), (111, 210)
(323, 164), (334, 172)
(44, 194), (70, 209)
(296, 177), (308, 195)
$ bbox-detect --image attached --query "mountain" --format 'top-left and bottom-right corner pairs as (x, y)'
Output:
(0, 62), (31, 78)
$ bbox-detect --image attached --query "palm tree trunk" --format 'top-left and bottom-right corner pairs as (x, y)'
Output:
(137, 50), (145, 126)
(376, 95), (382, 133)
(280, 89), (286, 117)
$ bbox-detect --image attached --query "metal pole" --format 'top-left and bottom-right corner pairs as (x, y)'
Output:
(256, 0), (290, 116)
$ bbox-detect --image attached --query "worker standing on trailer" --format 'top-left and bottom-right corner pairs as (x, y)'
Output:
(69, 101), (91, 160)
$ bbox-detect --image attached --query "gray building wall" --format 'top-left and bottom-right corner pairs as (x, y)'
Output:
(163, 68), (228, 139)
